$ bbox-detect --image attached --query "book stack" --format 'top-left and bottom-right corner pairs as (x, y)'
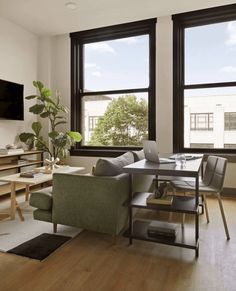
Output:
(0, 148), (24, 155)
(146, 193), (173, 205)
(147, 221), (178, 239)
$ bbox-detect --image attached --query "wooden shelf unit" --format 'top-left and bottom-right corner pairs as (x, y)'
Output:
(0, 150), (43, 196)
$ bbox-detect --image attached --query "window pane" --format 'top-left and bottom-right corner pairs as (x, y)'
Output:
(84, 35), (149, 91)
(184, 87), (236, 149)
(224, 144), (236, 149)
(81, 93), (148, 146)
(185, 21), (236, 84)
(190, 113), (213, 130)
(225, 112), (236, 130)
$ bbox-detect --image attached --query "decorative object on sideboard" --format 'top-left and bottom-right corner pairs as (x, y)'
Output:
(44, 157), (60, 174)
(19, 81), (82, 159)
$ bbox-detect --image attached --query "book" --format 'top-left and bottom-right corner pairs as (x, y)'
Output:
(147, 221), (178, 238)
(17, 159), (29, 165)
(146, 193), (173, 205)
(20, 170), (43, 178)
(0, 148), (24, 155)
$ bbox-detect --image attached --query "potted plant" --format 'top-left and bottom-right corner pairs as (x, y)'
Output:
(19, 81), (82, 160)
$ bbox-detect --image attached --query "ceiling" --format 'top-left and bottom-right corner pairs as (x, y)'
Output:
(0, 0), (235, 36)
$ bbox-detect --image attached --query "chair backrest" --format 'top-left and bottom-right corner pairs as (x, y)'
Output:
(203, 155), (227, 191)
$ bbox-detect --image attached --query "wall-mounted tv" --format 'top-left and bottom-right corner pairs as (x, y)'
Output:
(0, 79), (24, 120)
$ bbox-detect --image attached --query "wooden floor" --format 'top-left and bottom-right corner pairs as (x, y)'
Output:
(0, 196), (236, 291)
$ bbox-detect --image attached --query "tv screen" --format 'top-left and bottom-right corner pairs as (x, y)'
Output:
(0, 79), (24, 120)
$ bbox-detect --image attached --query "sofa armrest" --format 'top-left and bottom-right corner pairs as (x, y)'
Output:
(30, 186), (53, 210)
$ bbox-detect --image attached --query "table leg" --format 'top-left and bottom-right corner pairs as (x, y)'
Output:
(10, 181), (24, 221)
(10, 182), (16, 220)
(129, 174), (133, 245)
(25, 184), (30, 201)
(195, 175), (199, 258)
(0, 213), (10, 220)
(15, 200), (24, 221)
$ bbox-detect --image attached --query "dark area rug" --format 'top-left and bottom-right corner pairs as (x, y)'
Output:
(7, 233), (71, 260)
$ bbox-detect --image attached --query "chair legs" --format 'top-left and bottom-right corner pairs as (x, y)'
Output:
(216, 193), (230, 240)
(53, 223), (57, 233)
(202, 194), (210, 223)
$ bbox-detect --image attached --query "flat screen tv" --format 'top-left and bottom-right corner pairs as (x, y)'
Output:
(0, 79), (24, 120)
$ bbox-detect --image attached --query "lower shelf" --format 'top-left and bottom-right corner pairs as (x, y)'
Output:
(124, 220), (198, 250)
(0, 183), (26, 196)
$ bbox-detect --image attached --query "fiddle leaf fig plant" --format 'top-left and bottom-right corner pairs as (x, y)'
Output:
(19, 81), (82, 159)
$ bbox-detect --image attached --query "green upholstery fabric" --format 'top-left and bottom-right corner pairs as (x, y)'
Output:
(52, 173), (129, 235)
(30, 187), (53, 210)
(94, 152), (134, 176)
(33, 209), (52, 222)
(29, 150), (154, 236)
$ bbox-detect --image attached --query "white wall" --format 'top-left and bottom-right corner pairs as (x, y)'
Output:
(0, 16), (38, 147)
(38, 15), (236, 188)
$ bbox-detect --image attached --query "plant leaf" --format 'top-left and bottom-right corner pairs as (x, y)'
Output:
(54, 121), (67, 127)
(36, 81), (44, 91)
(48, 131), (59, 139)
(67, 131), (82, 142)
(32, 121), (42, 136)
(19, 132), (35, 142)
(33, 81), (38, 88)
(29, 104), (45, 114)
(41, 88), (51, 98)
(25, 95), (38, 100)
(40, 112), (50, 118)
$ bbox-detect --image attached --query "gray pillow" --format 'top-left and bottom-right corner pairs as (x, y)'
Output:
(94, 152), (134, 176)
(132, 150), (145, 162)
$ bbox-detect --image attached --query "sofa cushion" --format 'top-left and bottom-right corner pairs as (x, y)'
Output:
(30, 186), (53, 211)
(132, 150), (144, 162)
(94, 152), (134, 176)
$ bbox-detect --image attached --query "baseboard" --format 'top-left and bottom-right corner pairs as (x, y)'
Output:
(221, 187), (236, 197)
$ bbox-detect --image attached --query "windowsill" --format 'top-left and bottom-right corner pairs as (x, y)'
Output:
(70, 146), (142, 157)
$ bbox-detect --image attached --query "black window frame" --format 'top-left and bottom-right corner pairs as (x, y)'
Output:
(70, 18), (157, 157)
(173, 4), (236, 154)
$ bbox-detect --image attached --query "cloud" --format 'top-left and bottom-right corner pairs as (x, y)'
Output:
(86, 42), (115, 54)
(85, 63), (100, 70)
(226, 21), (236, 46)
(92, 71), (102, 77)
(221, 66), (236, 73)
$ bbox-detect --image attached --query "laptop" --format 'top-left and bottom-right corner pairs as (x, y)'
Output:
(143, 140), (175, 164)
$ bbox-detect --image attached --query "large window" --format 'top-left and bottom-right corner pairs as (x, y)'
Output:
(70, 19), (156, 156)
(173, 4), (236, 153)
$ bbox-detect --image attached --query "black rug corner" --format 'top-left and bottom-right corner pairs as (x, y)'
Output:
(7, 233), (71, 261)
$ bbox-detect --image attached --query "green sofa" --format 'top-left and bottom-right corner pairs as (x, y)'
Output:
(30, 151), (153, 237)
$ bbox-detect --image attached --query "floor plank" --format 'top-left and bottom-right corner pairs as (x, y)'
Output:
(0, 196), (235, 291)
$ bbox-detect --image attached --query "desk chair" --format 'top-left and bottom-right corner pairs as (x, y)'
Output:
(170, 156), (230, 240)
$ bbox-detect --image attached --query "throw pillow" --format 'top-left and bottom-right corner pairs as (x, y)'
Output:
(94, 152), (134, 176)
(132, 150), (145, 162)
